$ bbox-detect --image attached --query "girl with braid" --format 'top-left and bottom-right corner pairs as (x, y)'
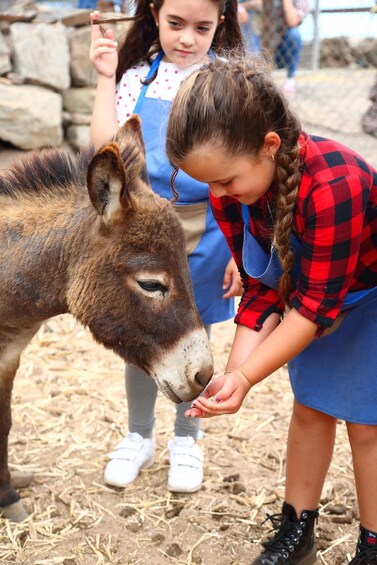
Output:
(166, 56), (377, 565)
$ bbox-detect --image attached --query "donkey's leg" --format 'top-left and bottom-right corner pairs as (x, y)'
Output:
(0, 324), (41, 521)
(0, 359), (27, 521)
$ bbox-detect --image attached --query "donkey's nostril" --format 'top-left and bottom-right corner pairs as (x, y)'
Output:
(194, 370), (212, 389)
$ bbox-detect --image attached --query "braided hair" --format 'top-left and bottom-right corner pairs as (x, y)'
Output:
(166, 56), (302, 305)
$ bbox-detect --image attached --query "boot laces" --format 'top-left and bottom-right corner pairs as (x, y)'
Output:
(261, 512), (306, 559)
(352, 546), (377, 564)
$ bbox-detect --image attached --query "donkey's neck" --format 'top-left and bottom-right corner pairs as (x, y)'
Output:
(0, 198), (96, 325)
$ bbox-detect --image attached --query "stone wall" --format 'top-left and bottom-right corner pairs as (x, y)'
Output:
(0, 0), (126, 150)
(0, 0), (376, 151)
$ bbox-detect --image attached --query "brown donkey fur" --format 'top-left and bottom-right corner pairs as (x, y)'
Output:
(0, 116), (213, 521)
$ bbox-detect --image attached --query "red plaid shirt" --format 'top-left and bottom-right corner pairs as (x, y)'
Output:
(210, 133), (377, 333)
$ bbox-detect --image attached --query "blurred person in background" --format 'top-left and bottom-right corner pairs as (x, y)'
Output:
(262, 0), (309, 96)
(77, 0), (125, 13)
(237, 0), (309, 96)
(238, 0), (262, 53)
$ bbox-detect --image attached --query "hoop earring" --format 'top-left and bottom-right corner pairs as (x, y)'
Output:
(271, 154), (275, 162)
(156, 22), (159, 28)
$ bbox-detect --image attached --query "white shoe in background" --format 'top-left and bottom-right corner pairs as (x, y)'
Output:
(282, 77), (297, 97)
(167, 435), (204, 493)
(104, 432), (155, 487)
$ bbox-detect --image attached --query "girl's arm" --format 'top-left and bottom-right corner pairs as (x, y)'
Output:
(282, 0), (307, 27)
(186, 307), (317, 417)
(242, 0), (262, 11)
(89, 11), (120, 148)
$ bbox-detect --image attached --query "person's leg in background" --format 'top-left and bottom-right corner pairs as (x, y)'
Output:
(274, 26), (303, 95)
(104, 364), (156, 487)
(168, 324), (211, 492)
(241, 14), (261, 54)
(104, 325), (211, 492)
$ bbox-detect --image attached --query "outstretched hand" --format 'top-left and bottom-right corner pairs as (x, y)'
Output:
(185, 370), (251, 418)
(90, 11), (118, 78)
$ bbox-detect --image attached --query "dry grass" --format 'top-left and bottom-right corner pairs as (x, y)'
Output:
(0, 315), (360, 564)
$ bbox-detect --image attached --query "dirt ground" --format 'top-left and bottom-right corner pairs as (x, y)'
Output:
(0, 314), (360, 565)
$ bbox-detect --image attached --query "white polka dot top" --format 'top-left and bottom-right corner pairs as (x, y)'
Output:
(115, 59), (202, 126)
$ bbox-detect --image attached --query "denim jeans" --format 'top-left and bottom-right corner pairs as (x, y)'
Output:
(274, 26), (303, 78)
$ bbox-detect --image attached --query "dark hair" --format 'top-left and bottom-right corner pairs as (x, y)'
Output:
(166, 56), (302, 305)
(115, 0), (244, 84)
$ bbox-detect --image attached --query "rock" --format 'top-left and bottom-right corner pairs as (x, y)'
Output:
(62, 87), (96, 114)
(10, 22), (70, 90)
(351, 37), (377, 68)
(0, 0), (37, 23)
(119, 505), (136, 517)
(0, 83), (63, 149)
(325, 503), (348, 515)
(66, 124), (90, 151)
(165, 543), (182, 557)
(151, 532), (165, 544)
(362, 75), (377, 137)
(320, 37), (353, 68)
(223, 473), (241, 483)
(63, 112), (91, 126)
(69, 25), (95, 87)
(0, 28), (10, 74)
(10, 469), (34, 488)
(165, 502), (185, 519)
(4, 72), (25, 84)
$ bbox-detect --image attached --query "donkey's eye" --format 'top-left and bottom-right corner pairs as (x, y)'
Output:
(137, 280), (168, 293)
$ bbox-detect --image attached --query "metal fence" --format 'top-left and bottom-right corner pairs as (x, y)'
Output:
(241, 1), (377, 166)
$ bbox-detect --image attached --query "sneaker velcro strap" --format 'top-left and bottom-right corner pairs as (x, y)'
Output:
(171, 451), (203, 467)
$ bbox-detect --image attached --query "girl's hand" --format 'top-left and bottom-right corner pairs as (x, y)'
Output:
(90, 11), (118, 78)
(222, 257), (243, 298)
(185, 370), (251, 418)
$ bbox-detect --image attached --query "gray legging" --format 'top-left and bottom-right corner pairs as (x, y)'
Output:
(125, 325), (211, 440)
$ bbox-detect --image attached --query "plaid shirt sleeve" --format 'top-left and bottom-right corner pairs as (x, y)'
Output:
(292, 140), (376, 333)
(210, 194), (285, 331)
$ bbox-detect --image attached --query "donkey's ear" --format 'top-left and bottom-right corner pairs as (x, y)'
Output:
(114, 114), (146, 156)
(87, 142), (132, 223)
(113, 115), (150, 188)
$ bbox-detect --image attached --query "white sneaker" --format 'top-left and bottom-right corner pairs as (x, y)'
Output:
(167, 436), (204, 493)
(104, 432), (154, 487)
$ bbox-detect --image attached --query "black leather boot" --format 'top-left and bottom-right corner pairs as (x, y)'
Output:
(349, 525), (377, 564)
(251, 502), (319, 564)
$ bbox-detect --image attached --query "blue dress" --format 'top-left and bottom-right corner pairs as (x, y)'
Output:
(241, 204), (377, 424)
(132, 53), (234, 325)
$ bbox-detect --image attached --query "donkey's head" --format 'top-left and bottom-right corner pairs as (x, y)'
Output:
(68, 116), (213, 403)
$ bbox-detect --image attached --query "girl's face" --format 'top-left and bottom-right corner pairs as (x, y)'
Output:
(180, 135), (281, 205)
(151, 0), (223, 68)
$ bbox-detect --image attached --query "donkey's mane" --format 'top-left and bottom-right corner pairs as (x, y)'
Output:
(0, 146), (98, 199)
(0, 136), (149, 200)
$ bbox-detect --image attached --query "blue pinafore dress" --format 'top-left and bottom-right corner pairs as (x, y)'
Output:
(132, 53), (234, 325)
(241, 204), (377, 424)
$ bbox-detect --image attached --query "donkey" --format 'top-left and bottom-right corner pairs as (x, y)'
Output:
(0, 116), (213, 522)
